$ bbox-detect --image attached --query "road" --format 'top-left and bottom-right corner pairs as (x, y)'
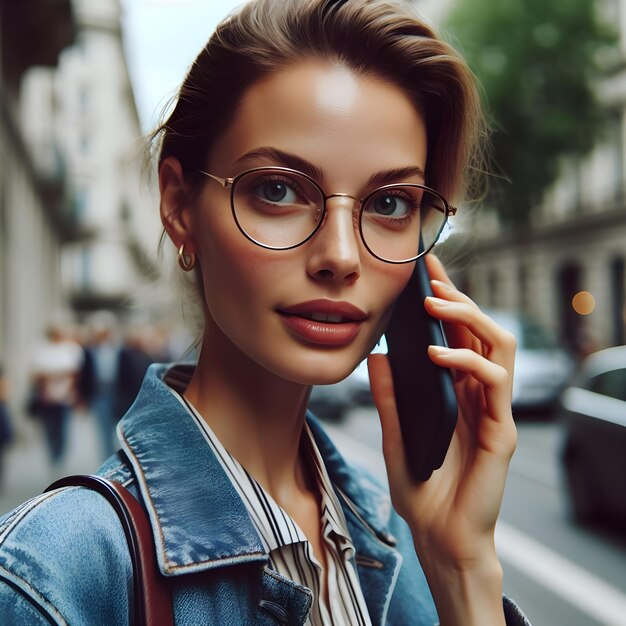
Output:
(0, 411), (105, 516)
(323, 407), (626, 626)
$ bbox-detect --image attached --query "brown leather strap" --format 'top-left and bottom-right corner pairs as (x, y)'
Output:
(46, 475), (174, 626)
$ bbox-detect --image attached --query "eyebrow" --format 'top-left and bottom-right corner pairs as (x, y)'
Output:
(235, 146), (426, 187)
(235, 147), (325, 182)
(367, 166), (426, 186)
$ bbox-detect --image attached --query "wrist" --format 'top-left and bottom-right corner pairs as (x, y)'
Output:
(417, 544), (506, 626)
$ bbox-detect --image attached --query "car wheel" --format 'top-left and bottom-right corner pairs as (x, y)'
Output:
(564, 456), (598, 524)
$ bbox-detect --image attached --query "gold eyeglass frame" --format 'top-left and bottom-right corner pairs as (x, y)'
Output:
(199, 165), (457, 264)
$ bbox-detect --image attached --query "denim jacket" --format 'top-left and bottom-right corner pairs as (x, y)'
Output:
(0, 364), (530, 625)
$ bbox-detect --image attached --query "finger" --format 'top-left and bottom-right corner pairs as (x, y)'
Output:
(428, 346), (513, 425)
(367, 354), (405, 461)
(422, 255), (480, 350)
(423, 262), (515, 351)
(425, 296), (517, 368)
(427, 282), (479, 352)
(426, 280), (510, 341)
(424, 253), (455, 288)
(430, 278), (475, 306)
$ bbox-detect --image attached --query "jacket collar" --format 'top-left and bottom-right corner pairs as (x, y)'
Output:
(117, 363), (397, 578)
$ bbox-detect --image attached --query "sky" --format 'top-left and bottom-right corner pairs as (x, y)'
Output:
(120, 0), (245, 131)
(119, 0), (445, 131)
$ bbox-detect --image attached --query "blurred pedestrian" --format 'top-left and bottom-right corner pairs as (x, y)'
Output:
(115, 326), (154, 418)
(0, 364), (14, 490)
(80, 313), (121, 459)
(29, 323), (83, 466)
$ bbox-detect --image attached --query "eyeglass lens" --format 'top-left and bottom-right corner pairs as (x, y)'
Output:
(232, 169), (448, 262)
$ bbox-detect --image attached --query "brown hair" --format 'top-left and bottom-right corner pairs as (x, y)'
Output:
(151, 0), (487, 203)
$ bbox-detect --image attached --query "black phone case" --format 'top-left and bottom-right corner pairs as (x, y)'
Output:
(384, 256), (458, 481)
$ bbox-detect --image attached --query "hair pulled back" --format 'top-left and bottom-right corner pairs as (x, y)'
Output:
(152, 0), (487, 202)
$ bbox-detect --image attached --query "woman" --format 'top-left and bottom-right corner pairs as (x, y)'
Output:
(0, 0), (530, 624)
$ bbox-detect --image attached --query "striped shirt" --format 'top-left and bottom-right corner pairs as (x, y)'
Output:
(171, 389), (372, 626)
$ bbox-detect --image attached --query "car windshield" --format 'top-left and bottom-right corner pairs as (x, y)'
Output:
(519, 317), (559, 350)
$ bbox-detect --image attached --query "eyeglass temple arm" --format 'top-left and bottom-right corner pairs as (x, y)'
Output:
(198, 170), (234, 189)
(434, 204), (457, 216)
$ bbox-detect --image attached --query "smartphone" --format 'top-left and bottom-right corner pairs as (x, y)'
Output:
(383, 255), (458, 481)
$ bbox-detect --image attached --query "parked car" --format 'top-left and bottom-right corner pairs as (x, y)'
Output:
(308, 358), (373, 420)
(487, 310), (574, 413)
(558, 345), (626, 524)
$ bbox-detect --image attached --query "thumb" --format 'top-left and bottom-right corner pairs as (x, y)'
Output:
(367, 354), (405, 464)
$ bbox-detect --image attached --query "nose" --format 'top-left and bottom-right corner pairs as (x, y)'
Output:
(306, 195), (361, 284)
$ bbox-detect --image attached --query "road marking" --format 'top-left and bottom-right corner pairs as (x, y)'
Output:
(496, 522), (626, 626)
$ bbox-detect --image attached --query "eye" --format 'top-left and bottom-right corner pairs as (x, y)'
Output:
(366, 189), (416, 218)
(254, 178), (300, 205)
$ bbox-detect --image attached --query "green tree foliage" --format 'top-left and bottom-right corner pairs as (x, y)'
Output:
(445, 0), (616, 225)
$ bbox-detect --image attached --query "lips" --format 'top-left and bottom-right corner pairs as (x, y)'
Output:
(277, 299), (367, 346)
(279, 300), (367, 322)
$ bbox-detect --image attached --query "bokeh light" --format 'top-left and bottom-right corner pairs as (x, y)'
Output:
(572, 291), (596, 315)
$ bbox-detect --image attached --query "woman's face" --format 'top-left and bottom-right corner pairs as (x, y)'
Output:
(191, 61), (427, 384)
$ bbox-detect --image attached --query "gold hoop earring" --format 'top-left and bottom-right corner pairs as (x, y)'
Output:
(177, 244), (196, 271)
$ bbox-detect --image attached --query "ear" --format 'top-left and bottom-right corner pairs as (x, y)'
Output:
(159, 157), (196, 251)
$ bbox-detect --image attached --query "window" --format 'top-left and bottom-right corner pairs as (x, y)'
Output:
(611, 257), (625, 345)
(518, 263), (528, 312)
(520, 317), (558, 350)
(590, 368), (626, 402)
(487, 268), (498, 309)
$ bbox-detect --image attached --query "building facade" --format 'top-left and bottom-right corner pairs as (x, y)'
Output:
(21, 0), (160, 315)
(1, 0), (159, 424)
(413, 0), (626, 355)
(0, 0), (76, 420)
(458, 0), (626, 354)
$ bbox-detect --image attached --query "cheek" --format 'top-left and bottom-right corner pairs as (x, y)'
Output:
(374, 261), (414, 311)
(195, 212), (289, 321)
(201, 239), (265, 311)
(363, 260), (414, 350)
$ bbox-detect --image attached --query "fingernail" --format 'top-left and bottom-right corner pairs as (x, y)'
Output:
(426, 296), (449, 307)
(431, 279), (452, 291)
(429, 345), (453, 356)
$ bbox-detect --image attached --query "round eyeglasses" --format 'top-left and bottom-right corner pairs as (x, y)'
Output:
(199, 166), (457, 264)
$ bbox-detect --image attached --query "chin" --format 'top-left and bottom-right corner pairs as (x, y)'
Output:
(272, 347), (366, 387)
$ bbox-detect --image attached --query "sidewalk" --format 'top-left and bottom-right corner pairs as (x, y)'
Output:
(0, 410), (109, 516)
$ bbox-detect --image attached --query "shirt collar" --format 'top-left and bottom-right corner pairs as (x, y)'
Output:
(301, 422), (356, 558)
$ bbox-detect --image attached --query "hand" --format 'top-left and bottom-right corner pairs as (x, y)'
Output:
(368, 253), (517, 570)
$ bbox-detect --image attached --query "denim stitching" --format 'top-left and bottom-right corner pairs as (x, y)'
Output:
(0, 492), (61, 544)
(0, 564), (68, 626)
(118, 428), (268, 574)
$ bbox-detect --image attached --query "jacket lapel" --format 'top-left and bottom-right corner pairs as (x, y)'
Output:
(117, 364), (268, 576)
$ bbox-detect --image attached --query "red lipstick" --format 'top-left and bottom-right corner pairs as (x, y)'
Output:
(277, 300), (367, 346)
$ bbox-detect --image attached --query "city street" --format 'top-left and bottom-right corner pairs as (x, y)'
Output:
(2, 408), (626, 626)
(0, 411), (105, 517)
(323, 408), (626, 626)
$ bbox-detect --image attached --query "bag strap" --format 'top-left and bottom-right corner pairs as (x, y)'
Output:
(46, 474), (174, 626)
